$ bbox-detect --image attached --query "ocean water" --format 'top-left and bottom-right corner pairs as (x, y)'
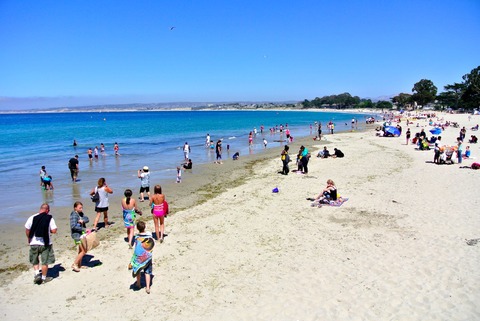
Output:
(0, 110), (368, 222)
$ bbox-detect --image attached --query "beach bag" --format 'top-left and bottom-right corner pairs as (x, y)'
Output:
(472, 162), (480, 170)
(81, 231), (100, 252)
(91, 187), (99, 202)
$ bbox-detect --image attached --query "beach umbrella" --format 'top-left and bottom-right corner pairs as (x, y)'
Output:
(430, 127), (442, 135)
(384, 126), (400, 136)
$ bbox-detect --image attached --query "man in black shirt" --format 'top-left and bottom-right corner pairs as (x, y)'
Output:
(68, 155), (79, 182)
(332, 148), (344, 158)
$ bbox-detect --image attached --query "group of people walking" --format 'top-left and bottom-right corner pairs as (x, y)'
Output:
(27, 165), (168, 293)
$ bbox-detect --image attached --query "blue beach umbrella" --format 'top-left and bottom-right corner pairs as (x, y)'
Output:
(429, 127), (442, 135)
(384, 126), (400, 136)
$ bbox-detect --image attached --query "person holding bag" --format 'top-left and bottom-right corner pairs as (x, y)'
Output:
(90, 177), (113, 230)
(70, 201), (90, 272)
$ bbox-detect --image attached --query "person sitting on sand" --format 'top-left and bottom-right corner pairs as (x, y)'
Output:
(332, 148), (344, 158)
(182, 159), (193, 169)
(310, 179), (337, 206)
(232, 152), (240, 160)
(317, 146), (330, 158)
(469, 135), (478, 144)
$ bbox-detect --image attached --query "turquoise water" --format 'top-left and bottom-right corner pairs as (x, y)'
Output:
(0, 110), (368, 222)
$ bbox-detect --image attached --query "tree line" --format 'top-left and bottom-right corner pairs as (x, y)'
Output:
(301, 65), (480, 111)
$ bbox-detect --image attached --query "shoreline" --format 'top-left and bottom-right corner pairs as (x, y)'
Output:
(0, 106), (384, 115)
(0, 127), (345, 275)
(0, 109), (370, 222)
(1, 112), (479, 319)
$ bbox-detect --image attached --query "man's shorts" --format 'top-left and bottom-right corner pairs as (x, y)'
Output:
(29, 245), (55, 266)
(139, 186), (150, 193)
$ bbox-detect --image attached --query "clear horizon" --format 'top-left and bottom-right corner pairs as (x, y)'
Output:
(1, 0), (479, 110)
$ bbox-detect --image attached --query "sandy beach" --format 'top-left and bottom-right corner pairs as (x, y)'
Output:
(1, 111), (479, 320)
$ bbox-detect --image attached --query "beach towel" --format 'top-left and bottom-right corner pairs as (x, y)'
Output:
(326, 197), (349, 207)
(123, 209), (135, 228)
(312, 197), (349, 207)
(130, 233), (155, 277)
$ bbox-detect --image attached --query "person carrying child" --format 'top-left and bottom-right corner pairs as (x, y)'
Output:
(129, 221), (155, 294)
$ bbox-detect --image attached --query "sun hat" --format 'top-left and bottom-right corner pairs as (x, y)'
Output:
(143, 166), (149, 171)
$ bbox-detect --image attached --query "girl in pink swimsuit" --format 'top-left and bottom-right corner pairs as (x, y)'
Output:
(149, 185), (168, 242)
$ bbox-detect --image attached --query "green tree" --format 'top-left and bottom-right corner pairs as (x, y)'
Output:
(412, 79), (437, 108)
(436, 91), (457, 110)
(391, 93), (412, 109)
(302, 99), (311, 108)
(356, 99), (374, 109)
(442, 82), (466, 109)
(376, 101), (393, 110)
(461, 65), (480, 110)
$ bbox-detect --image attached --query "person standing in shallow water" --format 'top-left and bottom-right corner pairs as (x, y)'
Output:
(94, 146), (99, 159)
(39, 166), (47, 187)
(183, 142), (190, 160)
(87, 148), (93, 162)
(215, 140), (223, 164)
(68, 155), (79, 182)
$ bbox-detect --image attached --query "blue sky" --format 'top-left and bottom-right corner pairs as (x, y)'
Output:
(1, 0), (479, 110)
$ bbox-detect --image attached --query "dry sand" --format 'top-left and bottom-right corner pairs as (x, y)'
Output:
(1, 112), (479, 320)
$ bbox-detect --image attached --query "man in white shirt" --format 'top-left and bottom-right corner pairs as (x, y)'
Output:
(25, 203), (58, 285)
(183, 142), (191, 160)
